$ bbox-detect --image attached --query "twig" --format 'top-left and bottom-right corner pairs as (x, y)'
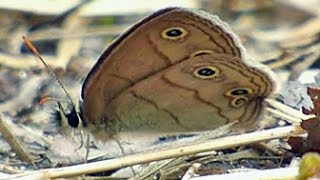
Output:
(266, 108), (301, 123)
(289, 46), (320, 80)
(4, 125), (303, 179)
(251, 16), (320, 42)
(55, 2), (89, 70)
(0, 114), (33, 163)
(265, 99), (314, 121)
(26, 25), (127, 41)
(0, 164), (24, 174)
(0, 53), (63, 70)
(181, 163), (201, 180)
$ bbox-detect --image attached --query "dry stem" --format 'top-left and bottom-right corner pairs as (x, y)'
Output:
(4, 125), (303, 179)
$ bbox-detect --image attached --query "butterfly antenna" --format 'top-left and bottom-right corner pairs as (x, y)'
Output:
(23, 36), (81, 128)
(22, 36), (77, 109)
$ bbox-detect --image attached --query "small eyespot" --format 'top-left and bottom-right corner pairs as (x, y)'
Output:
(231, 97), (248, 107)
(190, 50), (214, 57)
(161, 27), (188, 40)
(193, 66), (220, 79)
(225, 87), (253, 97)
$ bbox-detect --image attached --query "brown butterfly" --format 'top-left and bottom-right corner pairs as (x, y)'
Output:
(61, 7), (276, 146)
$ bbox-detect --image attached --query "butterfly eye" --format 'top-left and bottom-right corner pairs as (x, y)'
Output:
(193, 66), (220, 79)
(226, 87), (253, 97)
(231, 97), (249, 107)
(190, 50), (214, 57)
(161, 27), (188, 40)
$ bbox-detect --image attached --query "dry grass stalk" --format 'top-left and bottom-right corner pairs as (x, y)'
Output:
(4, 125), (303, 179)
(0, 114), (33, 163)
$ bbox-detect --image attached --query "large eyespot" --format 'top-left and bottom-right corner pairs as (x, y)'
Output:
(161, 27), (188, 40)
(225, 87), (253, 97)
(190, 50), (214, 57)
(193, 66), (220, 79)
(231, 97), (249, 107)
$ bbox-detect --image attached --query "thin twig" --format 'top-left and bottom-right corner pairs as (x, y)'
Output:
(0, 114), (33, 163)
(265, 99), (314, 121)
(3, 125), (303, 179)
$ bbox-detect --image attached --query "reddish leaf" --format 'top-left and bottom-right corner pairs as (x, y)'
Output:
(301, 118), (319, 131)
(314, 102), (320, 114)
(306, 87), (320, 115)
(288, 137), (307, 154)
(288, 87), (320, 155)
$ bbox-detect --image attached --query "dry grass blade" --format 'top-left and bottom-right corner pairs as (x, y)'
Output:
(181, 163), (201, 180)
(0, 52), (62, 69)
(27, 25), (128, 41)
(267, 50), (308, 70)
(289, 47), (320, 80)
(251, 16), (320, 42)
(55, 2), (89, 70)
(0, 114), (33, 163)
(4, 126), (303, 179)
(265, 99), (314, 122)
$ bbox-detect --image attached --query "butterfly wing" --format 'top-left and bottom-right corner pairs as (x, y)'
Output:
(80, 7), (265, 128)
